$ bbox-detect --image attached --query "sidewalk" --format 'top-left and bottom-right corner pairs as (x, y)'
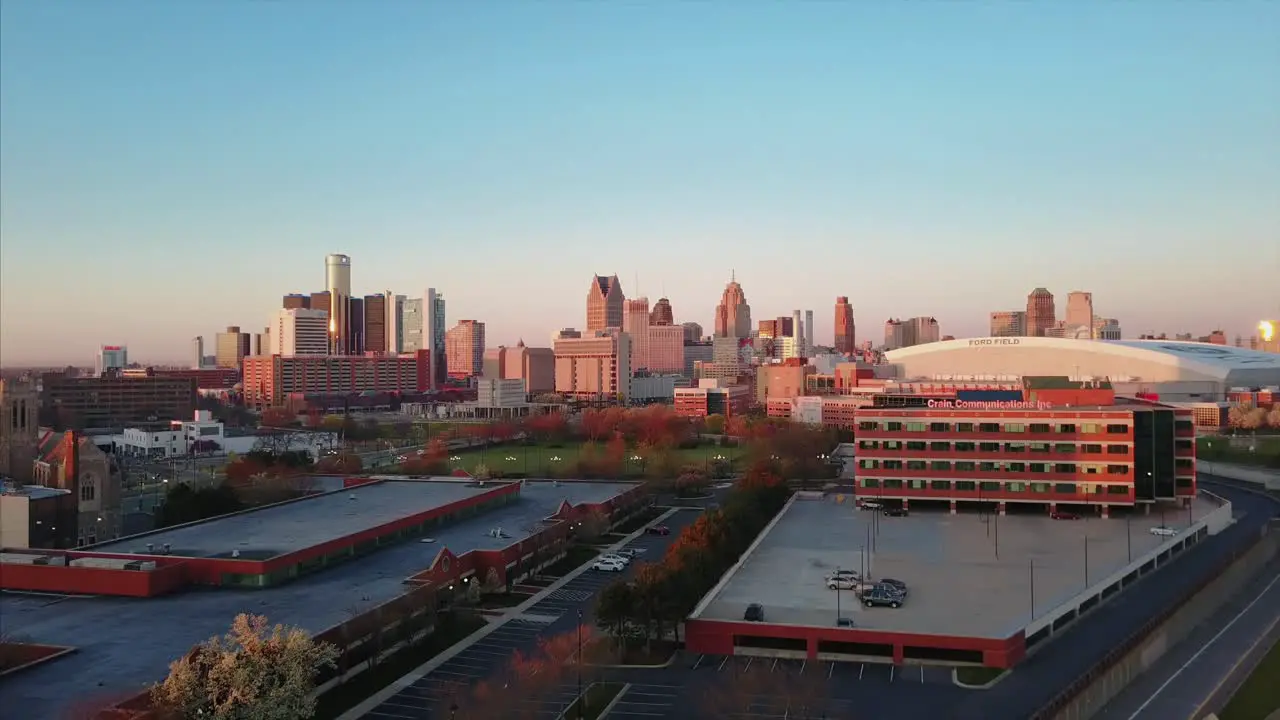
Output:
(336, 507), (681, 720)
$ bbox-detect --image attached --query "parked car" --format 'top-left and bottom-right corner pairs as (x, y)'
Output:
(1050, 511), (1080, 520)
(617, 548), (644, 558)
(598, 553), (631, 565)
(592, 559), (626, 572)
(646, 525), (671, 536)
(883, 507), (908, 517)
(858, 501), (883, 511)
(826, 569), (862, 582)
(877, 578), (909, 596)
(863, 586), (904, 608)
(827, 576), (870, 591)
(836, 617), (856, 628)
(744, 603), (765, 622)
(1149, 526), (1177, 537)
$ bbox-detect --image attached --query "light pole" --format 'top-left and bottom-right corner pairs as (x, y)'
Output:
(1084, 536), (1090, 587)
(1029, 559), (1036, 620)
(1126, 513), (1132, 561)
(835, 565), (842, 621)
(577, 609), (584, 719)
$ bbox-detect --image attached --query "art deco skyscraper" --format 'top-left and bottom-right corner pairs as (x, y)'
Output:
(325, 254), (352, 353)
(587, 275), (626, 330)
(834, 297), (856, 353)
(714, 272), (752, 338)
(1025, 288), (1056, 337)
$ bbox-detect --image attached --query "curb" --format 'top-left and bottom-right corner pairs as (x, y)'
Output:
(336, 508), (681, 720)
(585, 652), (679, 669)
(593, 682), (630, 719)
(951, 667), (1010, 690)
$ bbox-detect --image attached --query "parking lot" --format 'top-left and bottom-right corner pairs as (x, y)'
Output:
(607, 682), (682, 719)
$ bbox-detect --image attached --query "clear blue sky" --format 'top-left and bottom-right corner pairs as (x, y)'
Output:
(2, 2), (1277, 365)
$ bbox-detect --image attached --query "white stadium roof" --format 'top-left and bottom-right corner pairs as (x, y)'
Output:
(884, 337), (1280, 385)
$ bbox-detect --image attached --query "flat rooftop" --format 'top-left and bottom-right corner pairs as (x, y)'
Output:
(696, 494), (1218, 639)
(90, 478), (499, 559)
(0, 479), (633, 718)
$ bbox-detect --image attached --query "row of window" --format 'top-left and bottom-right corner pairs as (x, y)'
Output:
(859, 478), (1131, 494)
(857, 440), (1173, 454)
(858, 477), (1195, 493)
(858, 420), (1131, 434)
(859, 459), (1133, 474)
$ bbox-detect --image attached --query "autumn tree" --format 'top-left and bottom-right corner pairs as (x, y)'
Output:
(675, 467), (711, 498)
(1268, 406), (1280, 430)
(703, 413), (727, 435)
(150, 613), (338, 720)
(260, 407), (297, 427)
(315, 452), (363, 474)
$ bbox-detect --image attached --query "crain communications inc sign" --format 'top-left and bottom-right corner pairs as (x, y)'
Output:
(968, 338), (1021, 347)
(927, 399), (1054, 411)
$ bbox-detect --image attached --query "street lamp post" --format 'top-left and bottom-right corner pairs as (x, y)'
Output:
(835, 565), (842, 621)
(1126, 514), (1132, 561)
(577, 609), (584, 719)
(1084, 537), (1090, 587)
(1029, 559), (1036, 620)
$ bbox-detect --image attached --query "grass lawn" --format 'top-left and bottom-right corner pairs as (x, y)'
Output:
(444, 440), (747, 477)
(314, 611), (488, 720)
(1221, 639), (1280, 720)
(562, 681), (627, 720)
(954, 666), (1008, 686)
(1198, 436), (1280, 469)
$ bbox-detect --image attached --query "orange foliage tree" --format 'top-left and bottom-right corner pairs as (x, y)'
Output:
(315, 453), (363, 474)
(259, 407), (297, 427)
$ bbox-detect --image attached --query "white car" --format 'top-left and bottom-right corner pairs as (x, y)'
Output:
(826, 569), (861, 582)
(827, 577), (872, 592)
(858, 501), (882, 511)
(592, 560), (626, 572)
(598, 553), (631, 565)
(617, 548), (644, 558)
(1149, 526), (1178, 537)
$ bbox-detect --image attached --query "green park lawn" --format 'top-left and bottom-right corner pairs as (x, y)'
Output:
(438, 440), (747, 477)
(1197, 436), (1280, 470)
(1220, 639), (1280, 720)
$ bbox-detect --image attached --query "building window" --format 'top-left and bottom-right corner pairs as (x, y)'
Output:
(1029, 423), (1051, 433)
(979, 442), (1000, 452)
(859, 459), (879, 469)
(1106, 465), (1128, 474)
(80, 484), (95, 502)
(954, 461), (976, 471)
(1007, 462), (1026, 472)
(1053, 463), (1075, 473)
(954, 442), (976, 452)
(905, 422), (927, 432)
(1107, 445), (1129, 455)
(883, 441), (901, 450)
(1082, 444), (1103, 454)
(956, 423), (974, 432)
(1008, 482), (1026, 492)
(906, 441), (927, 451)
(1081, 465), (1101, 474)
(1003, 423), (1025, 433)
(1106, 484), (1129, 495)
(908, 479), (927, 489)
(859, 440), (880, 450)
(929, 441), (951, 451)
(979, 462), (999, 471)
(928, 422), (950, 432)
(858, 421), (879, 431)
(1176, 477), (1194, 488)
(1054, 443), (1075, 453)
(930, 461), (951, 471)
(1006, 443), (1026, 453)
(1058, 424), (1077, 434)
(906, 460), (927, 470)
(1175, 440), (1193, 451)
(1030, 482), (1049, 493)
(978, 423), (1000, 433)
(883, 460), (903, 470)
(1175, 458), (1194, 470)
(1029, 443), (1051, 453)
(861, 478), (880, 488)
(979, 481), (1000, 492)
(1054, 483), (1076, 494)
(930, 480), (950, 490)
(955, 481), (976, 491)
(1029, 463), (1048, 473)
(1175, 420), (1194, 432)
(886, 422), (902, 432)
(883, 479), (903, 489)
(1081, 423), (1100, 434)
(1106, 424), (1128, 434)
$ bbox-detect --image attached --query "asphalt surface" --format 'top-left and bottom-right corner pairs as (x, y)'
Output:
(355, 476), (1280, 720)
(1094, 556), (1280, 720)
(357, 507), (706, 719)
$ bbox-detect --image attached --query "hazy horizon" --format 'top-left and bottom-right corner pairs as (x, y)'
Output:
(3, 3), (1277, 366)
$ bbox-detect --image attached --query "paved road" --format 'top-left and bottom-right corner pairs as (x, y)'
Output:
(356, 508), (705, 719)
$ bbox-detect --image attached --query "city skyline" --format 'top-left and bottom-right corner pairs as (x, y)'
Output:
(2, 3), (1278, 364)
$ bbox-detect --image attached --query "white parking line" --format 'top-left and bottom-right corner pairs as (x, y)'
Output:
(770, 657), (779, 672)
(828, 662), (835, 679)
(718, 656), (730, 671)
(692, 654), (705, 669)
(858, 663), (865, 679)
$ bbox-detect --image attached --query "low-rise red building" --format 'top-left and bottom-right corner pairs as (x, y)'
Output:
(674, 380), (752, 419)
(854, 400), (1196, 515)
(241, 351), (431, 408)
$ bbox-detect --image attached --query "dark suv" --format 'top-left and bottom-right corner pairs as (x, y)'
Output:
(877, 578), (908, 596)
(883, 507), (908, 517)
(744, 603), (765, 622)
(863, 587), (903, 608)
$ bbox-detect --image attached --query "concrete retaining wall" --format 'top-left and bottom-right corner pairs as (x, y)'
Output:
(1048, 526), (1280, 720)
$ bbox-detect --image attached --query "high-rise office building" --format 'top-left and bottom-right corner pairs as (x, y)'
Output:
(804, 310), (814, 354)
(758, 319), (778, 339)
(400, 298), (423, 353)
(310, 291), (331, 327)
(348, 296), (365, 354)
(1026, 288), (1056, 337)
(883, 317), (940, 350)
(96, 345), (128, 376)
(191, 337), (204, 369)
(325, 254), (352, 354)
(272, 308), (330, 356)
(650, 297), (675, 326)
(554, 330), (632, 400)
(682, 322), (704, 344)
(445, 320), (484, 378)
(989, 311), (1027, 337)
(834, 297), (856, 354)
(362, 293), (389, 353)
(587, 275), (625, 331)
(623, 298), (651, 371)
(426, 288), (447, 387)
(214, 327), (250, 369)
(647, 326), (685, 374)
(388, 295), (404, 353)
(715, 274), (752, 338)
(792, 310), (803, 354)
(1065, 291), (1095, 339)
(282, 294), (310, 310)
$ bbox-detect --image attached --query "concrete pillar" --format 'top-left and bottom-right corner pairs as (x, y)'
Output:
(950, 500), (958, 515)
(1049, 503), (1057, 515)
(1144, 504), (1151, 515)
(1100, 505), (1110, 519)
(902, 499), (910, 510)
(998, 502), (1007, 516)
